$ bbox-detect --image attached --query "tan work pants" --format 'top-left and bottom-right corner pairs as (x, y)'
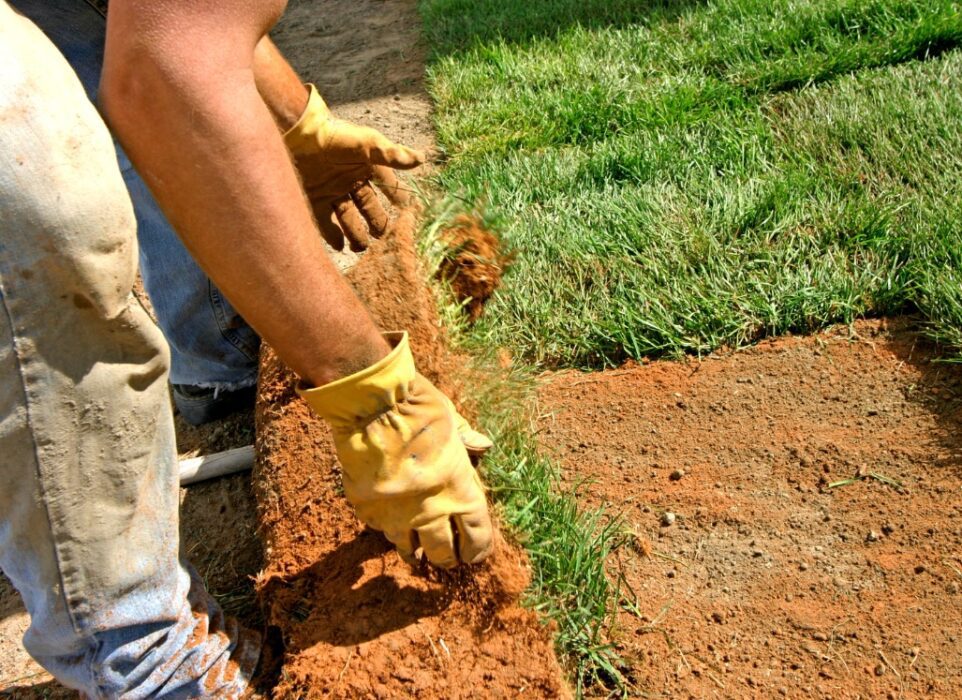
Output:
(0, 3), (258, 696)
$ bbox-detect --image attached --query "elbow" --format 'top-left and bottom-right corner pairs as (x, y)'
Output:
(98, 61), (133, 131)
(99, 45), (157, 141)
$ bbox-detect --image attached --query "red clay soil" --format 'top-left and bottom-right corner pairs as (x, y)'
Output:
(538, 318), (962, 699)
(436, 214), (510, 322)
(253, 219), (568, 699)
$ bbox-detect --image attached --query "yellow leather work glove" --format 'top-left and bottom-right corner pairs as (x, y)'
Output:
(284, 85), (424, 253)
(297, 332), (494, 568)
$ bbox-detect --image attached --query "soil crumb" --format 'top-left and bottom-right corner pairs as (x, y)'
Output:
(437, 214), (509, 321)
(538, 318), (962, 698)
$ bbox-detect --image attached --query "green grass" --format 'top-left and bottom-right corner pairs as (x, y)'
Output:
(421, 0), (962, 367)
(464, 362), (628, 693)
(418, 0), (962, 693)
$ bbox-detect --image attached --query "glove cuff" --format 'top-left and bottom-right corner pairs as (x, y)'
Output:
(296, 331), (414, 427)
(283, 84), (333, 157)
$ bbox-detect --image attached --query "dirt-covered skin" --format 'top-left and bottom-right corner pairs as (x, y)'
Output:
(539, 319), (962, 699)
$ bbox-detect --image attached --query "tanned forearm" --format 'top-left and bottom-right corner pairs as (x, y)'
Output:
(101, 1), (389, 387)
(253, 37), (309, 132)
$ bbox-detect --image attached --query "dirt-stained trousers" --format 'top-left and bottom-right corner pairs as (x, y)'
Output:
(0, 3), (259, 697)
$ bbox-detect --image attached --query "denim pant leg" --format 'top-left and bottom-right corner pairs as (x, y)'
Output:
(10, 0), (261, 390)
(0, 5), (259, 696)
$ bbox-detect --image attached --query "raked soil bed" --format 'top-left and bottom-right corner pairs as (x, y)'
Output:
(538, 319), (962, 699)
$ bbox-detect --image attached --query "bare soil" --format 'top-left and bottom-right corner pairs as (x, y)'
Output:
(538, 318), (962, 699)
(272, 0), (435, 159)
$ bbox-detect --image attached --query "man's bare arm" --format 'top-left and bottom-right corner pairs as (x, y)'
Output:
(251, 36), (424, 250)
(253, 36), (309, 131)
(100, 0), (389, 387)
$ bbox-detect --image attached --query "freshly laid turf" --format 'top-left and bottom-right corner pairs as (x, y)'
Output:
(420, 212), (629, 692)
(418, 0), (962, 693)
(418, 0), (962, 694)
(421, 0), (962, 367)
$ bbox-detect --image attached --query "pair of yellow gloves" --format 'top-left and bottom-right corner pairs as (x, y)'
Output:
(283, 87), (494, 569)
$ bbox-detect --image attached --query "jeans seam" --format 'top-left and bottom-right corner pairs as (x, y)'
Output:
(81, 0), (107, 20)
(0, 281), (89, 641)
(207, 281), (260, 363)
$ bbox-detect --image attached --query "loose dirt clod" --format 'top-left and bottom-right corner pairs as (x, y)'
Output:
(436, 214), (510, 321)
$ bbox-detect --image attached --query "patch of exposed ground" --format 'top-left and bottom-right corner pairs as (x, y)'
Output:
(538, 318), (962, 698)
(272, 0), (435, 158)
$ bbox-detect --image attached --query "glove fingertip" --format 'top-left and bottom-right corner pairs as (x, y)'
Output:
(373, 145), (424, 170)
(461, 428), (494, 457)
(394, 147), (426, 169)
(455, 512), (495, 565)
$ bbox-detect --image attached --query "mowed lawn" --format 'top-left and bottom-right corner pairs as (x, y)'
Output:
(420, 0), (962, 367)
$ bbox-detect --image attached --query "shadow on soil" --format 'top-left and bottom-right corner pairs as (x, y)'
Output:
(0, 577), (22, 626)
(262, 530), (451, 650)
(0, 679), (72, 699)
(886, 321), (962, 472)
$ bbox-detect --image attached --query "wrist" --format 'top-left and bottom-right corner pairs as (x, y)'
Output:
(297, 331), (410, 423)
(253, 38), (310, 131)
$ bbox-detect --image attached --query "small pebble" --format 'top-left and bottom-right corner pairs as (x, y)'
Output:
(669, 468), (685, 481)
(666, 569), (676, 579)
(866, 530), (880, 542)
(661, 512), (676, 526)
(915, 564), (926, 575)
(799, 562), (810, 571)
(874, 663), (886, 677)
(882, 523), (895, 535)
(812, 632), (829, 642)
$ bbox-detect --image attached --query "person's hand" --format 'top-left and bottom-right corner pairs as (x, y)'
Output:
(297, 332), (494, 568)
(284, 85), (424, 252)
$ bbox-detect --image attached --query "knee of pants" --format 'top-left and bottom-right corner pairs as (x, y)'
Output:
(0, 2), (139, 323)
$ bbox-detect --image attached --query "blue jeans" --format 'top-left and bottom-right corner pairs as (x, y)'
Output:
(11, 0), (261, 391)
(0, 2), (259, 695)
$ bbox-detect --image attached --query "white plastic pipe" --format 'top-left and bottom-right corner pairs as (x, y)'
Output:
(178, 445), (254, 486)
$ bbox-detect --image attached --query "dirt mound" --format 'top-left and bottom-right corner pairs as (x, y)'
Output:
(436, 214), (509, 321)
(253, 218), (568, 698)
(538, 319), (962, 698)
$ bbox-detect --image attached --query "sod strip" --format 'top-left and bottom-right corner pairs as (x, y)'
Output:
(421, 0), (962, 367)
(418, 216), (630, 694)
(472, 364), (628, 693)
